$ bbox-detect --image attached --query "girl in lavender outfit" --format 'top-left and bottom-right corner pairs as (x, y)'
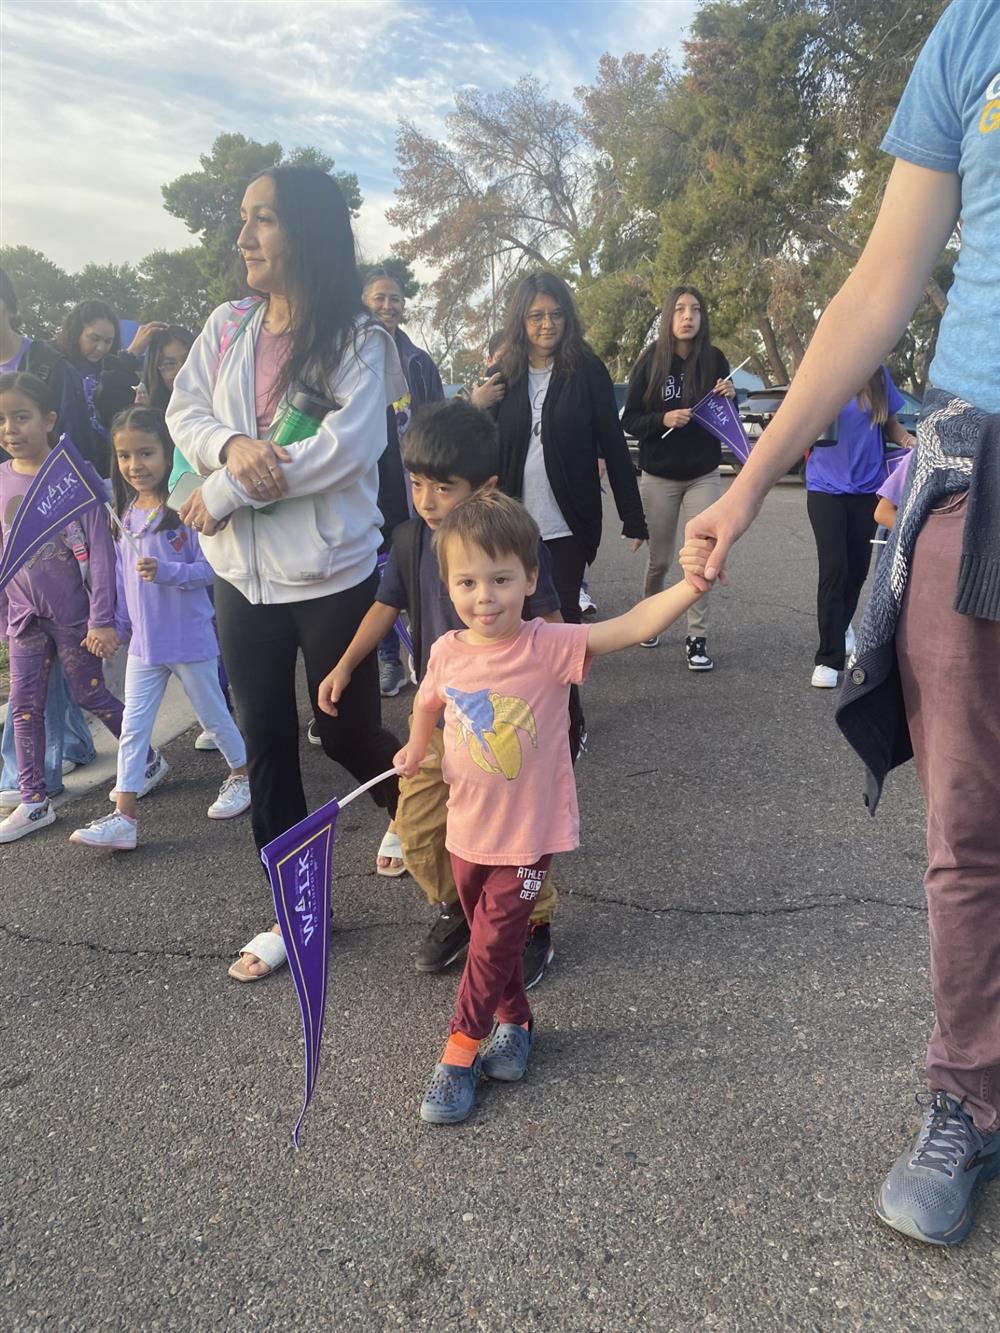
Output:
(0, 373), (126, 844)
(70, 408), (250, 851)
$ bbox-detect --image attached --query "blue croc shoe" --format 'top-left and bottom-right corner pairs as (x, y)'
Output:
(419, 1055), (482, 1124)
(876, 1091), (1000, 1246)
(481, 1021), (535, 1082)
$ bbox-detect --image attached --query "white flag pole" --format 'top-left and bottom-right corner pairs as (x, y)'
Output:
(105, 502), (142, 556)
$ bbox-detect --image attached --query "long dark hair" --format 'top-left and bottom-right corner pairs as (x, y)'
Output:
(142, 325), (195, 411)
(109, 406), (181, 532)
(249, 166), (365, 407)
(498, 272), (586, 385)
(642, 286), (714, 410)
(57, 300), (121, 362)
(857, 368), (889, 426)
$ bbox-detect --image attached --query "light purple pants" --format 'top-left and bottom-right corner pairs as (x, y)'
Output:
(8, 619), (124, 803)
(897, 493), (1000, 1132)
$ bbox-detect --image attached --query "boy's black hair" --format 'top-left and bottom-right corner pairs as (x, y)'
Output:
(402, 398), (499, 488)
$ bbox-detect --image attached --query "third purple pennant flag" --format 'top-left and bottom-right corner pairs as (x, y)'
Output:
(690, 394), (753, 466)
(260, 768), (398, 1147)
(0, 434), (107, 588)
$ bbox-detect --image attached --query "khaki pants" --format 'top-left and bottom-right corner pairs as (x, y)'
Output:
(395, 721), (558, 926)
(640, 469), (722, 635)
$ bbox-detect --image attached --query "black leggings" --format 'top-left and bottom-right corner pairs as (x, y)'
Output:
(806, 490), (878, 669)
(543, 535), (587, 756)
(214, 572), (400, 854)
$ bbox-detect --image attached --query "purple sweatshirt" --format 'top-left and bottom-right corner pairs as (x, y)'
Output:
(0, 460), (116, 638)
(115, 508), (218, 665)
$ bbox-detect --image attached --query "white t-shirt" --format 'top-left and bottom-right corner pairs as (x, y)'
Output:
(523, 366), (571, 541)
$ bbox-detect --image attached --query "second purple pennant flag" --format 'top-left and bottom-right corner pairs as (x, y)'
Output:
(259, 767), (399, 1148)
(690, 394), (753, 466)
(0, 434), (107, 588)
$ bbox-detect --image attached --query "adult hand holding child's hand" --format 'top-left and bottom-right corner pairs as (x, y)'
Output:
(83, 626), (119, 659)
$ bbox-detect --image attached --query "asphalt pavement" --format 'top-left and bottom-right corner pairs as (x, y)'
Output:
(2, 480), (997, 1332)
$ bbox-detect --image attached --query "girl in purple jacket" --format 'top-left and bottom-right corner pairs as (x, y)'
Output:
(70, 408), (250, 851)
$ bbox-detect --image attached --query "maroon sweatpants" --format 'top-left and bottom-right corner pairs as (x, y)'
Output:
(897, 493), (1000, 1133)
(449, 853), (553, 1040)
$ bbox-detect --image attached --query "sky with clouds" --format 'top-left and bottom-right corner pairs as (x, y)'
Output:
(1, 0), (699, 281)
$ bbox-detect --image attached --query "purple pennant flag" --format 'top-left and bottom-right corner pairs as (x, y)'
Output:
(259, 767), (398, 1147)
(690, 394), (754, 465)
(0, 434), (107, 588)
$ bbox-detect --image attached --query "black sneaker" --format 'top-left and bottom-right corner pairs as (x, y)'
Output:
(685, 636), (714, 671)
(523, 923), (554, 990)
(415, 905), (470, 973)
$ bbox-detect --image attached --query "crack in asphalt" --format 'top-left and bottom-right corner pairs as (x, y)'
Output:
(565, 888), (926, 917)
(1, 889), (925, 964)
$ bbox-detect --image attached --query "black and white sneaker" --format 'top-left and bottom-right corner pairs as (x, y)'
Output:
(415, 905), (470, 973)
(523, 923), (554, 990)
(685, 636), (713, 671)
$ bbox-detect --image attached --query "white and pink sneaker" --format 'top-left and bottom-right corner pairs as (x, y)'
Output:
(0, 799), (56, 844)
(70, 811), (137, 851)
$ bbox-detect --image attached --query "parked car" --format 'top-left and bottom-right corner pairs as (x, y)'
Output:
(733, 386), (839, 478)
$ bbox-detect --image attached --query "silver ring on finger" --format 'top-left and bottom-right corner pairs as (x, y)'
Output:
(255, 479), (267, 489)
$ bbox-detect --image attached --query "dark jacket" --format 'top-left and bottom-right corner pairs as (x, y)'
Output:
(495, 350), (647, 563)
(622, 344), (730, 481)
(0, 340), (104, 472)
(94, 350), (142, 430)
(378, 329), (445, 538)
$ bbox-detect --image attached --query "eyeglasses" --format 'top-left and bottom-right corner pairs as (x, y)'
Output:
(525, 310), (565, 327)
(157, 359), (183, 372)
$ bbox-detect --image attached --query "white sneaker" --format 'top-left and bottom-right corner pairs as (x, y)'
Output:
(579, 589), (597, 616)
(109, 751), (169, 801)
(845, 624), (857, 657)
(69, 811), (137, 851)
(194, 730), (219, 751)
(208, 774), (251, 820)
(0, 789), (21, 811)
(811, 665), (839, 688)
(61, 759), (78, 776)
(0, 800), (56, 843)
(640, 635), (660, 648)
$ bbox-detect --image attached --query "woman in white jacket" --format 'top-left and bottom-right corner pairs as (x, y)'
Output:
(167, 167), (406, 975)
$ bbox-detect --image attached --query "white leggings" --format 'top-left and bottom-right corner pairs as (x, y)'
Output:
(117, 657), (246, 795)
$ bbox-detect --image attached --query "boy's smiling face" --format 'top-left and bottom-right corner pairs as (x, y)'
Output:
(442, 537), (538, 645)
(409, 473), (496, 529)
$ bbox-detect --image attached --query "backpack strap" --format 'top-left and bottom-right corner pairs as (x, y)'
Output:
(217, 298), (263, 362)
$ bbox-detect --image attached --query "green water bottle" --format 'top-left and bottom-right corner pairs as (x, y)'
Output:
(258, 390), (335, 512)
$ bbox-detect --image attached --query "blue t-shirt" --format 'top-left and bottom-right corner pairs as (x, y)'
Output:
(806, 366), (905, 495)
(377, 520), (560, 680)
(882, 0), (1000, 414)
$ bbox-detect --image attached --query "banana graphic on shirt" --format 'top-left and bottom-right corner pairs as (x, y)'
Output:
(445, 686), (537, 780)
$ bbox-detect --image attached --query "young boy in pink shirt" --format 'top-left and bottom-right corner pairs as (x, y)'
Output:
(395, 488), (706, 1123)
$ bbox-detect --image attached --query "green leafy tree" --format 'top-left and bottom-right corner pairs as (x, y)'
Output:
(0, 245), (78, 338)
(162, 133), (362, 306)
(73, 262), (143, 319)
(137, 248), (213, 329)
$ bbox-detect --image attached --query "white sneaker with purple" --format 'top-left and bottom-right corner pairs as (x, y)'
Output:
(0, 799), (56, 843)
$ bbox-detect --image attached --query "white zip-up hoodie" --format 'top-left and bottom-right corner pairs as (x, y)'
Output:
(166, 301), (407, 605)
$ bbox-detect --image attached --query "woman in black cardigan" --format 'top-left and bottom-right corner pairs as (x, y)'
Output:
(489, 271), (647, 625)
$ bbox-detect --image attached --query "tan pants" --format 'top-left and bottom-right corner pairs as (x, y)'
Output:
(395, 722), (558, 926)
(640, 469), (722, 635)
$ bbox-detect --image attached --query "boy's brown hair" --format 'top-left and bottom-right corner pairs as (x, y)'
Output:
(434, 488), (540, 581)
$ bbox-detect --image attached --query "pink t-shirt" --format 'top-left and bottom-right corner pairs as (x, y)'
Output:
(416, 618), (592, 865)
(254, 326), (290, 435)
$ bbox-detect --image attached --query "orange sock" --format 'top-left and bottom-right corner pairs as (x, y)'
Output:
(442, 1031), (480, 1067)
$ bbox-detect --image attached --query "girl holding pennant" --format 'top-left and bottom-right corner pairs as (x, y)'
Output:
(0, 373), (126, 844)
(622, 286), (734, 670)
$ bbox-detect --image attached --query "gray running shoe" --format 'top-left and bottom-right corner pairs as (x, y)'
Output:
(876, 1091), (1000, 1245)
(481, 1021), (535, 1082)
(419, 1054), (482, 1124)
(379, 657), (407, 697)
(415, 906), (470, 973)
